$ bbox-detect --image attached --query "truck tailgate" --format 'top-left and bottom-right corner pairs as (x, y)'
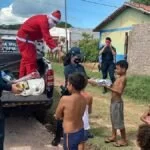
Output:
(1, 92), (52, 107)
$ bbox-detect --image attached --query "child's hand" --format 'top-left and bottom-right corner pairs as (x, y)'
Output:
(145, 116), (150, 125)
(12, 84), (23, 94)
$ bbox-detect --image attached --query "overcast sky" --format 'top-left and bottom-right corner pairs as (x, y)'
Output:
(0, 0), (126, 28)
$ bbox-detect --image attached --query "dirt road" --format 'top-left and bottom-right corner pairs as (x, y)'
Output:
(4, 116), (63, 150)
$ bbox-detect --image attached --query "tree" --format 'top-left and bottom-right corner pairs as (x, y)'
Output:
(78, 32), (99, 62)
(130, 0), (150, 5)
(56, 22), (72, 28)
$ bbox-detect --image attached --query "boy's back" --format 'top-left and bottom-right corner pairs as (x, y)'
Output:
(55, 73), (88, 150)
(61, 93), (86, 133)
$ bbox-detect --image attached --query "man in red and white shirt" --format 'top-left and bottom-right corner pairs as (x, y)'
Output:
(17, 10), (62, 78)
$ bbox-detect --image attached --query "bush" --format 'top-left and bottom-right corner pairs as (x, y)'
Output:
(78, 33), (99, 62)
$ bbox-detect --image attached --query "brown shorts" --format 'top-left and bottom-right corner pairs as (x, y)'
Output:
(110, 100), (124, 129)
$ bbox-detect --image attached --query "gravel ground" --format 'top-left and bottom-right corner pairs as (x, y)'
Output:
(4, 116), (63, 150)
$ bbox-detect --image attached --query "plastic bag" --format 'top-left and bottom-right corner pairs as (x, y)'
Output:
(17, 78), (45, 96)
(94, 79), (112, 87)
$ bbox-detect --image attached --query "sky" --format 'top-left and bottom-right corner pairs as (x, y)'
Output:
(0, 0), (126, 29)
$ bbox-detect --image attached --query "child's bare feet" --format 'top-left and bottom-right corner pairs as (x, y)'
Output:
(105, 137), (116, 143)
(113, 140), (128, 147)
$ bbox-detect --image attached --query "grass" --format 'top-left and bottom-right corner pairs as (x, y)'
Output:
(51, 62), (149, 150)
(52, 62), (150, 103)
(85, 95), (141, 150)
(52, 62), (64, 78)
(125, 75), (150, 103)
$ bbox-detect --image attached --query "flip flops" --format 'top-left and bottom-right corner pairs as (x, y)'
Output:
(105, 138), (116, 143)
(113, 142), (128, 147)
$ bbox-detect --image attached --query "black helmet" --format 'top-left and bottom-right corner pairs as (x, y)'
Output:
(63, 47), (83, 66)
(69, 47), (81, 56)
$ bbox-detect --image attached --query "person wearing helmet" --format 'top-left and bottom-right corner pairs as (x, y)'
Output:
(16, 10), (63, 78)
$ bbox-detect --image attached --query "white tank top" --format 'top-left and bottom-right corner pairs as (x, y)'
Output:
(82, 105), (90, 130)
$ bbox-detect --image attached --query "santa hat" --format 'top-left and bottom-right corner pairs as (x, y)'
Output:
(49, 10), (61, 23)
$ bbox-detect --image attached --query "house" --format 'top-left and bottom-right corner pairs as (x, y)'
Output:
(93, 2), (150, 61)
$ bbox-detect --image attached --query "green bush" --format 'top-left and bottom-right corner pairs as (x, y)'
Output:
(78, 32), (99, 62)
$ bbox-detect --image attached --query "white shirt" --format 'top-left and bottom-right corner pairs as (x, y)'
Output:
(82, 105), (90, 130)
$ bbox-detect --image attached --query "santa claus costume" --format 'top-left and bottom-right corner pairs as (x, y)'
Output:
(16, 10), (61, 78)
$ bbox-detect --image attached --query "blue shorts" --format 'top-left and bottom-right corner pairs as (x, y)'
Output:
(84, 130), (88, 141)
(63, 128), (84, 150)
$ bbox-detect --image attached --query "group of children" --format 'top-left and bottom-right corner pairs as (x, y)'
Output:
(53, 47), (150, 150)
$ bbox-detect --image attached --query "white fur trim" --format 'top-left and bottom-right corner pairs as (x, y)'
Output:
(16, 36), (35, 45)
(49, 14), (60, 22)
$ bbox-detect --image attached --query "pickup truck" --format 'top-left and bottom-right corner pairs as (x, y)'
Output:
(0, 35), (54, 109)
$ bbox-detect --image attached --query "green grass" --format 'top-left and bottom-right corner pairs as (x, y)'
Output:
(52, 62), (150, 103)
(52, 63), (64, 78)
(125, 75), (150, 103)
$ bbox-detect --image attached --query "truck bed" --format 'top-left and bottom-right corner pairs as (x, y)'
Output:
(0, 51), (54, 107)
(1, 92), (53, 107)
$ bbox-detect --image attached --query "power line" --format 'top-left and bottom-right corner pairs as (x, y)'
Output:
(81, 0), (119, 8)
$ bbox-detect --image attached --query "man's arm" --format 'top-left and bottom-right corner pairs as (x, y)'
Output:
(110, 46), (116, 56)
(0, 80), (12, 91)
(64, 66), (69, 87)
(40, 20), (57, 52)
(54, 97), (65, 120)
(99, 45), (106, 55)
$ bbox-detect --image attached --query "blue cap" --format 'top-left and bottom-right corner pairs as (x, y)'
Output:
(69, 47), (81, 56)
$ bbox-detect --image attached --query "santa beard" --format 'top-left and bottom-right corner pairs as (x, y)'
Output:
(48, 18), (56, 28)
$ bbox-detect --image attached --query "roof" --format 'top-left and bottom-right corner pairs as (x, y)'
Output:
(93, 2), (150, 32)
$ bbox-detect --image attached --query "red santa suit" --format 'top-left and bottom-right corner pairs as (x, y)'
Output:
(17, 10), (61, 78)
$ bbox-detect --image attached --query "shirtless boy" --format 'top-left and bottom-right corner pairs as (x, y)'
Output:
(104, 60), (128, 147)
(89, 60), (128, 147)
(140, 105), (150, 125)
(55, 73), (88, 150)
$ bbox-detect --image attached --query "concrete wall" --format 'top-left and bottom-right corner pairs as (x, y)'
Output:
(128, 24), (150, 75)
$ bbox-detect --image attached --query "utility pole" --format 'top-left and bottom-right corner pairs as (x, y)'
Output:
(65, 0), (68, 53)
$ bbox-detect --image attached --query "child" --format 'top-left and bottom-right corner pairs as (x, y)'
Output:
(140, 106), (150, 125)
(55, 73), (88, 150)
(137, 124), (150, 150)
(89, 60), (128, 147)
